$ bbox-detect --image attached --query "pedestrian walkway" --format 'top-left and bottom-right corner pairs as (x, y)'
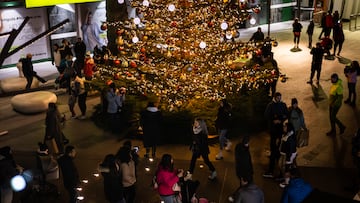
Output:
(0, 20), (360, 202)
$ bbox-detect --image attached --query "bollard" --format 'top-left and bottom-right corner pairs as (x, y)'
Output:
(349, 14), (356, 31)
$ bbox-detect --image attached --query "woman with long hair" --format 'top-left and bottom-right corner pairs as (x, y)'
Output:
(155, 154), (184, 203)
(187, 118), (217, 180)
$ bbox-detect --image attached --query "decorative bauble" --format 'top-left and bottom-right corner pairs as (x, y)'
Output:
(114, 72), (120, 80)
(142, 35), (148, 41)
(121, 60), (129, 68)
(132, 53), (139, 59)
(253, 8), (260, 14)
(239, 2), (246, 9)
(208, 21), (214, 27)
(140, 47), (146, 53)
(116, 28), (124, 35)
(114, 59), (121, 66)
(256, 49), (262, 56)
(101, 22), (107, 31)
(130, 60), (137, 68)
(272, 41), (278, 47)
(118, 46), (124, 51)
(171, 21), (177, 27)
(106, 80), (113, 86)
(116, 36), (124, 46)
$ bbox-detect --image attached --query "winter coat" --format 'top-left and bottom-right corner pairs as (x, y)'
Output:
(140, 107), (162, 147)
(100, 165), (125, 202)
(281, 178), (313, 203)
(310, 47), (324, 64)
(264, 100), (288, 127)
(215, 106), (232, 130)
(235, 143), (253, 180)
(156, 166), (179, 196)
(57, 154), (80, 189)
(329, 79), (343, 108)
(191, 130), (210, 155)
(333, 24), (345, 43)
(234, 182), (264, 203)
(280, 131), (297, 162)
(20, 58), (34, 77)
(288, 107), (306, 132)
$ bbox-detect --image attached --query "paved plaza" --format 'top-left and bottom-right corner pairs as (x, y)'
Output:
(1, 20), (360, 202)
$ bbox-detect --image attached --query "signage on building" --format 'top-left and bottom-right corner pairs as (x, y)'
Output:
(26, 0), (100, 8)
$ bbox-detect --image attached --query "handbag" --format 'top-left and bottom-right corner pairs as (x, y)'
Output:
(297, 128), (309, 148)
(172, 182), (181, 192)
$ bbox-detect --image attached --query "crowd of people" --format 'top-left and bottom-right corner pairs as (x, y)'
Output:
(2, 10), (360, 203)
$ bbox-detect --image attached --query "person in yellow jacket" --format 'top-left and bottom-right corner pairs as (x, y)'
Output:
(327, 73), (346, 136)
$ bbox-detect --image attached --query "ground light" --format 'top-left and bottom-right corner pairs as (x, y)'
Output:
(10, 175), (26, 192)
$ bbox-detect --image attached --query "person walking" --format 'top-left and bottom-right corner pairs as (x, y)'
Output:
(140, 101), (162, 158)
(306, 20), (314, 48)
(57, 145), (80, 203)
(155, 154), (184, 203)
(228, 136), (254, 202)
(21, 53), (47, 89)
(318, 12), (326, 39)
(215, 99), (232, 160)
(344, 61), (359, 106)
(288, 98), (306, 136)
(98, 154), (125, 203)
(280, 168), (313, 203)
(263, 92), (288, 178)
(186, 118), (217, 181)
(117, 146), (137, 203)
(326, 73), (346, 136)
(45, 103), (65, 155)
(292, 18), (302, 49)
(307, 42), (324, 85)
(233, 175), (264, 203)
(332, 21), (345, 56)
(75, 75), (87, 120)
(324, 11), (334, 37)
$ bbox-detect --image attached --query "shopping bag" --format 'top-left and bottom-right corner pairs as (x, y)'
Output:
(297, 128), (309, 148)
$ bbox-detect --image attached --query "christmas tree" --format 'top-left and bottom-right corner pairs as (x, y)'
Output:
(93, 0), (278, 111)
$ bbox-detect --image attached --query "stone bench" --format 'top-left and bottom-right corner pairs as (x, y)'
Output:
(0, 77), (39, 93)
(11, 91), (57, 114)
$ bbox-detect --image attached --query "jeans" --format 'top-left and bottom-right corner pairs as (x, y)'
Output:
(329, 106), (344, 131)
(219, 129), (228, 150)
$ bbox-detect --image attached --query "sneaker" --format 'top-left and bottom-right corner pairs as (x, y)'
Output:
(215, 152), (223, 160)
(306, 80), (312, 84)
(262, 172), (274, 178)
(78, 115), (86, 120)
(228, 196), (235, 202)
(225, 141), (232, 151)
(208, 171), (217, 180)
(279, 182), (288, 188)
(71, 114), (77, 119)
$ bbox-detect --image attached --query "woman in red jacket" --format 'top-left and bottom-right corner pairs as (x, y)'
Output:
(155, 154), (184, 203)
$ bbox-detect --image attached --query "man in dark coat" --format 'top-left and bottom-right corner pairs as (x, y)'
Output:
(58, 145), (80, 203)
(263, 92), (288, 178)
(140, 102), (162, 158)
(307, 43), (324, 85)
(228, 136), (254, 202)
(21, 53), (47, 89)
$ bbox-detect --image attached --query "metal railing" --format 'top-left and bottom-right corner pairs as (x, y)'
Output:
(349, 13), (360, 31)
